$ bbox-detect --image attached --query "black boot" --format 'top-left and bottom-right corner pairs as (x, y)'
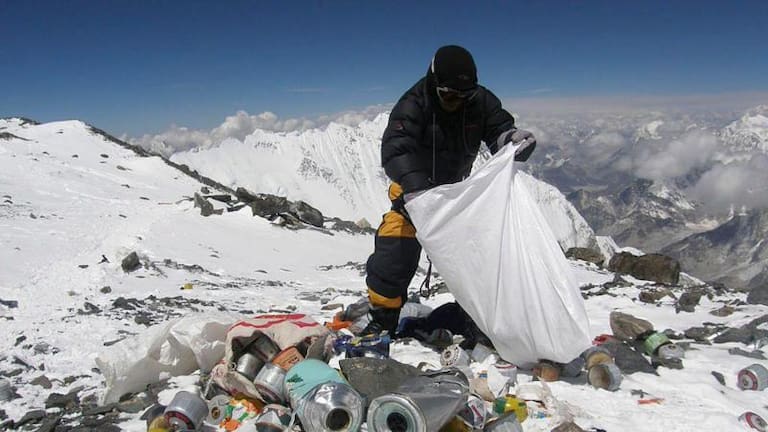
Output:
(359, 307), (400, 336)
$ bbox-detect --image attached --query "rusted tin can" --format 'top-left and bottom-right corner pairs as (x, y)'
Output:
(582, 346), (613, 369)
(740, 411), (768, 431)
(236, 352), (265, 381)
(587, 363), (623, 392)
(164, 391), (208, 431)
(250, 335), (281, 362)
(254, 362), (287, 404)
(738, 363), (768, 391)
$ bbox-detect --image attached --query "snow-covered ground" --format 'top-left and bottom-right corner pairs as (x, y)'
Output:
(1, 118), (767, 431)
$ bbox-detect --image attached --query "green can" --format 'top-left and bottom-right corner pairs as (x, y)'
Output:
(642, 332), (670, 356)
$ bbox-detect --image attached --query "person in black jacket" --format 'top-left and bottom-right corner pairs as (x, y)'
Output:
(361, 45), (537, 336)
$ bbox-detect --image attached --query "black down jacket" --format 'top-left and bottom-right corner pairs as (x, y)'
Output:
(381, 72), (533, 194)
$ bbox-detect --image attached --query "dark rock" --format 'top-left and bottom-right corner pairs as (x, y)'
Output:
(728, 347), (766, 359)
(100, 286), (112, 294)
(684, 327), (716, 342)
(78, 302), (101, 315)
(747, 283), (768, 305)
(290, 200), (324, 227)
(45, 389), (80, 410)
(31, 374), (52, 389)
(235, 187), (260, 203)
(709, 305), (735, 317)
(339, 357), (422, 402)
(711, 371), (726, 386)
(608, 252), (680, 285)
(34, 414), (62, 432)
(81, 403), (117, 416)
(565, 247), (604, 267)
(116, 392), (153, 413)
(663, 329), (684, 340)
(112, 297), (139, 310)
(651, 354), (683, 369)
(0, 298), (19, 308)
(193, 192), (216, 217)
(552, 421), (586, 432)
(206, 194), (232, 203)
(201, 186), (211, 194)
(248, 193), (291, 218)
(676, 291), (702, 313)
(599, 341), (656, 375)
(121, 252), (141, 272)
(713, 327), (754, 344)
(134, 313), (152, 326)
(100, 153), (109, 158)
(609, 311), (654, 341)
(15, 335), (26, 346)
(15, 409), (46, 427)
(638, 288), (673, 304)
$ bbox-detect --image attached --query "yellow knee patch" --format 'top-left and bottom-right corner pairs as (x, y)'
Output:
(378, 211), (416, 238)
(368, 288), (403, 309)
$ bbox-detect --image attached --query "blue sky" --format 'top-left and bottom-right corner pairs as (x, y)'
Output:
(1, 0), (767, 137)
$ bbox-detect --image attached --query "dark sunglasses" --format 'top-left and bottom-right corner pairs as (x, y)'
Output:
(436, 85), (478, 102)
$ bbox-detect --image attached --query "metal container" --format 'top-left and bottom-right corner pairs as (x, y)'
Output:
(254, 404), (293, 432)
(272, 346), (304, 371)
(740, 412), (768, 431)
(206, 394), (230, 426)
(367, 372), (469, 432)
(0, 378), (14, 402)
(254, 362), (287, 403)
(738, 363), (768, 391)
(236, 352), (266, 381)
(295, 381), (364, 432)
(657, 343), (685, 360)
(493, 360), (518, 386)
(164, 390), (209, 431)
(250, 335), (281, 362)
(141, 403), (167, 428)
(483, 411), (524, 432)
(587, 363), (623, 392)
(582, 346), (613, 369)
(441, 344), (471, 368)
(642, 332), (671, 356)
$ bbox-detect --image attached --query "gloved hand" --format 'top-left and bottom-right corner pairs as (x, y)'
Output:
(498, 128), (537, 161)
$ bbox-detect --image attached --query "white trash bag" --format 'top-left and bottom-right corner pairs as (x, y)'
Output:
(405, 144), (591, 366)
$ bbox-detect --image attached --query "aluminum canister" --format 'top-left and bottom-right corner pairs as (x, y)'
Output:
(657, 343), (685, 360)
(164, 391), (209, 431)
(441, 344), (471, 368)
(236, 352), (266, 381)
(367, 371), (469, 432)
(642, 332), (671, 356)
(587, 363), (623, 392)
(483, 411), (524, 432)
(250, 335), (281, 362)
(272, 346), (304, 371)
(738, 363), (768, 391)
(740, 412), (768, 431)
(141, 403), (167, 428)
(582, 346), (613, 370)
(294, 381), (364, 432)
(254, 362), (287, 403)
(206, 394), (230, 426)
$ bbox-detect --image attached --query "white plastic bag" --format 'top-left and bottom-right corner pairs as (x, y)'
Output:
(405, 144), (591, 366)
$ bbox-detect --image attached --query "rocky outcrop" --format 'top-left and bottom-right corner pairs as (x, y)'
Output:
(608, 252), (680, 285)
(565, 247), (605, 267)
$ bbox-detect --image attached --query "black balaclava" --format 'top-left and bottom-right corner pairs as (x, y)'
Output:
(429, 45), (478, 91)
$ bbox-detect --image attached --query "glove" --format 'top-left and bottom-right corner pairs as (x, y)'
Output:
(498, 128), (537, 161)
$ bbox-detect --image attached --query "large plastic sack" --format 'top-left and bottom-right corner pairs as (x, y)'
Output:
(405, 144), (591, 366)
(96, 311), (238, 404)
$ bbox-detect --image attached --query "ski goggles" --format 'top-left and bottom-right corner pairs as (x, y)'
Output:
(436, 85), (478, 102)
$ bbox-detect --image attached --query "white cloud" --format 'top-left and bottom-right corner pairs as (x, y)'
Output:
(688, 154), (768, 212)
(129, 105), (391, 156)
(634, 130), (719, 180)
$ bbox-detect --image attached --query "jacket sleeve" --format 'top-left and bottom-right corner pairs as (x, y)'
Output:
(482, 90), (516, 155)
(381, 96), (431, 193)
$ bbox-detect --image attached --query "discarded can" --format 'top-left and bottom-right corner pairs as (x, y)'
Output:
(740, 412), (768, 431)
(285, 359), (364, 432)
(253, 404), (293, 432)
(236, 352), (266, 381)
(483, 411), (524, 431)
(250, 335), (281, 362)
(641, 332), (671, 356)
(0, 378), (14, 402)
(206, 394), (230, 426)
(738, 363), (768, 391)
(493, 360), (518, 385)
(367, 372), (470, 432)
(533, 361), (560, 382)
(253, 362), (287, 404)
(164, 391), (209, 431)
(582, 346), (613, 369)
(272, 346), (304, 371)
(442, 344), (472, 368)
(142, 403), (167, 428)
(587, 363), (623, 392)
(657, 342), (685, 360)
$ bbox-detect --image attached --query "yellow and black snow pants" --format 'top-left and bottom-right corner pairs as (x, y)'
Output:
(365, 183), (422, 309)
